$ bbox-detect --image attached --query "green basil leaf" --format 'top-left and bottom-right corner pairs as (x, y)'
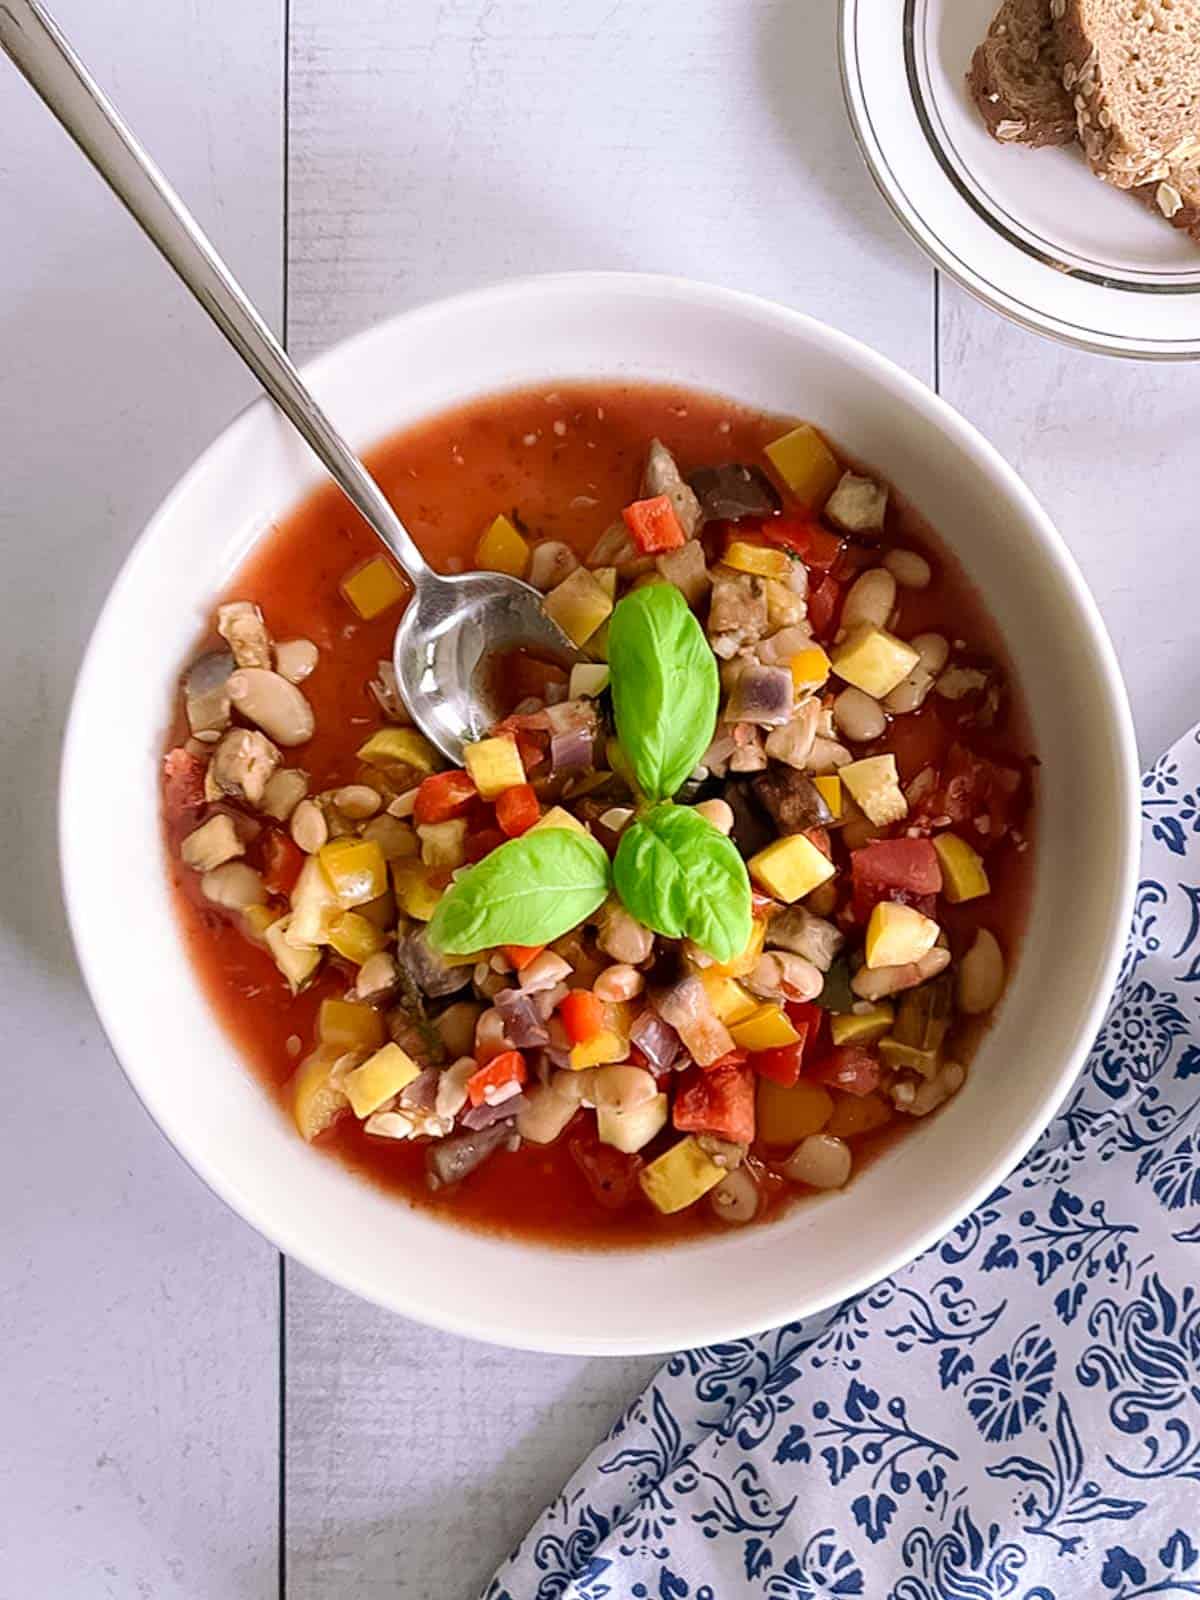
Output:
(613, 803), (752, 963)
(426, 827), (612, 954)
(608, 584), (718, 802)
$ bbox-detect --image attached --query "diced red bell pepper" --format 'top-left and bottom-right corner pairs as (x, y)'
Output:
(809, 1045), (882, 1098)
(569, 1134), (642, 1211)
(760, 516), (843, 571)
(752, 1001), (822, 1086)
(807, 572), (842, 639)
(466, 1049), (527, 1108)
(496, 782), (541, 837)
(465, 826), (506, 863)
(673, 1061), (756, 1144)
(515, 731), (546, 772)
(559, 989), (607, 1045)
(850, 838), (943, 923)
(622, 493), (686, 554)
(414, 769), (477, 826)
(261, 829), (304, 897)
(162, 748), (206, 828)
(503, 943), (544, 971)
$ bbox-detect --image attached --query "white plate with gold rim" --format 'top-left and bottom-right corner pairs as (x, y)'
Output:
(840, 0), (1200, 358)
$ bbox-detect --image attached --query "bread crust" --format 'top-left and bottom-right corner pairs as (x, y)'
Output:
(968, 0), (1076, 147)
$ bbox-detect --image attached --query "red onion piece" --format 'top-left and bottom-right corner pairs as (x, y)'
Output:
(550, 724), (594, 774)
(494, 987), (551, 1048)
(630, 1008), (682, 1072)
(399, 1066), (441, 1112)
(461, 1094), (526, 1131)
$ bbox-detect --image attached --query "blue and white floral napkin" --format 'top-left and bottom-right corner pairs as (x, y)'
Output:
(486, 725), (1200, 1600)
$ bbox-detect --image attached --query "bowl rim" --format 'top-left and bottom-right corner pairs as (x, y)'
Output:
(58, 270), (1140, 1354)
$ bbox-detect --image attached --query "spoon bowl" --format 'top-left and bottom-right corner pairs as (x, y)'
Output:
(394, 570), (578, 761)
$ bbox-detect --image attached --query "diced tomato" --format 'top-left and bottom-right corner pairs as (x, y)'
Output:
(705, 1049), (748, 1072)
(569, 1134), (642, 1210)
(622, 493), (686, 553)
(261, 829), (304, 897)
(752, 1001), (822, 1085)
(805, 826), (832, 859)
(516, 731), (547, 772)
(850, 838), (943, 922)
(414, 769), (477, 826)
(466, 1049), (527, 1108)
(465, 826), (506, 863)
(503, 943), (544, 971)
(559, 989), (607, 1045)
(913, 743), (1025, 845)
(673, 1061), (756, 1144)
(807, 572), (842, 639)
(760, 516), (843, 571)
(496, 783), (541, 837)
(162, 748), (206, 828)
(887, 706), (950, 783)
(809, 1046), (881, 1098)
(508, 652), (568, 704)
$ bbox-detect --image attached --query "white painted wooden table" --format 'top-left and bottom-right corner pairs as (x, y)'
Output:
(1, 3), (1195, 1595)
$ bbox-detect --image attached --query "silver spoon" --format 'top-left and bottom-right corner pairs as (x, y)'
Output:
(0, 0), (578, 763)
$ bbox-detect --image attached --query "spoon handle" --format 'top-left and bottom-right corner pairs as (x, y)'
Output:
(0, 0), (434, 586)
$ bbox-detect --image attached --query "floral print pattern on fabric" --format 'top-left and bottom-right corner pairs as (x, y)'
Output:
(484, 725), (1200, 1598)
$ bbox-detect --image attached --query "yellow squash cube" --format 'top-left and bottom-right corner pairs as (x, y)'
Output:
(702, 917), (766, 980)
(933, 832), (991, 903)
(342, 1042), (422, 1119)
(340, 556), (408, 620)
(723, 541), (791, 581)
(529, 805), (590, 837)
(463, 736), (526, 800)
(748, 833), (835, 903)
(327, 910), (387, 965)
(830, 1003), (894, 1046)
(832, 625), (920, 699)
(699, 972), (760, 1025)
(813, 775), (843, 819)
(865, 902), (940, 970)
(826, 1091), (893, 1140)
(243, 904), (278, 943)
(790, 645), (831, 691)
(417, 818), (468, 869)
(756, 1079), (833, 1146)
(568, 1029), (629, 1071)
(879, 1037), (940, 1076)
(840, 755), (908, 828)
(356, 727), (439, 776)
(391, 860), (443, 921)
(569, 663), (610, 699)
(586, 618), (611, 662)
(291, 1047), (351, 1142)
(639, 1137), (727, 1215)
(318, 837), (389, 908)
(764, 424), (841, 507)
(542, 567), (614, 646)
(730, 1003), (801, 1052)
(317, 998), (387, 1052)
(265, 915), (321, 992)
(287, 855), (343, 947)
(596, 1094), (668, 1155)
(592, 566), (618, 600)
(476, 513), (530, 579)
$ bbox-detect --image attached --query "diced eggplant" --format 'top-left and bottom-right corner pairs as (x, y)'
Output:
(217, 600), (272, 669)
(184, 649), (235, 738)
(426, 1122), (511, 1188)
(641, 439), (702, 538)
(722, 779), (776, 859)
(687, 463), (781, 524)
(752, 765), (833, 834)
(825, 472), (887, 534)
(655, 539), (710, 606)
(461, 1095), (527, 1132)
(817, 956), (857, 1013)
(723, 663), (793, 727)
(654, 976), (735, 1067)
(398, 928), (472, 999)
(494, 986), (551, 1048)
(763, 700), (820, 770)
(629, 1008), (683, 1072)
(209, 726), (282, 807)
(765, 905), (844, 972)
(708, 571), (768, 657)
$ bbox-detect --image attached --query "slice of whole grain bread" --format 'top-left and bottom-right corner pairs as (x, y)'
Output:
(1058, 0), (1200, 188)
(1134, 159), (1200, 242)
(968, 0), (1077, 146)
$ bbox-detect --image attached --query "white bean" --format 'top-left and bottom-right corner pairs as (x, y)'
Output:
(958, 930), (1006, 1015)
(782, 1134), (852, 1190)
(884, 549), (932, 589)
(200, 861), (265, 909)
(435, 1000), (483, 1058)
(435, 1057), (475, 1120)
(694, 797), (735, 835)
(260, 767), (308, 822)
(709, 1167), (761, 1224)
(892, 1062), (965, 1117)
(516, 1083), (579, 1145)
(550, 1067), (595, 1105)
(474, 1007), (511, 1062)
(274, 638), (319, 683)
(593, 964), (645, 1003)
(852, 946), (951, 1001)
(519, 951), (573, 992)
(355, 952), (398, 1000)
(833, 686), (886, 743)
(884, 633), (950, 716)
(227, 668), (315, 747)
(528, 540), (579, 592)
(590, 1065), (658, 1112)
(333, 784), (382, 819)
(290, 797), (328, 854)
(746, 953), (824, 1002)
(840, 568), (896, 633)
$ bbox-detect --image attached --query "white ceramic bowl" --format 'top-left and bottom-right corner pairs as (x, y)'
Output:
(61, 273), (1138, 1355)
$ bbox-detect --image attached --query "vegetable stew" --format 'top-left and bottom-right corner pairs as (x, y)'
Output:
(162, 383), (1035, 1245)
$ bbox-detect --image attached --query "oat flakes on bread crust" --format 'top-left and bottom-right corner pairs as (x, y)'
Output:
(968, 0), (1077, 146)
(1058, 0), (1200, 188)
